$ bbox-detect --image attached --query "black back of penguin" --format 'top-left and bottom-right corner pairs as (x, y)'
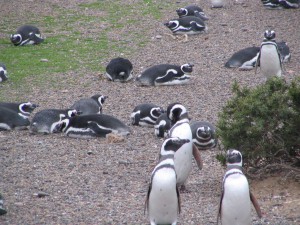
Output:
(0, 102), (38, 117)
(105, 57), (133, 82)
(70, 94), (107, 115)
(176, 5), (208, 20)
(0, 106), (30, 130)
(10, 25), (44, 46)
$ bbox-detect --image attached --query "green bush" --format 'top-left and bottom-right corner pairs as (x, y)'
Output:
(216, 77), (300, 169)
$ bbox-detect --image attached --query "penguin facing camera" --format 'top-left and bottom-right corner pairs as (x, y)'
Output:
(131, 103), (164, 127)
(218, 149), (262, 225)
(190, 121), (217, 150)
(0, 63), (8, 83)
(105, 57), (133, 82)
(70, 94), (108, 115)
(136, 63), (193, 86)
(10, 25), (44, 46)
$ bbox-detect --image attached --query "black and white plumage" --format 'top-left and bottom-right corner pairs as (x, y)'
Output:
(131, 103), (164, 127)
(70, 94), (108, 115)
(105, 57), (133, 82)
(164, 16), (207, 35)
(0, 106), (30, 130)
(0, 63), (8, 83)
(154, 113), (172, 138)
(277, 41), (291, 63)
(0, 194), (7, 215)
(190, 121), (217, 150)
(218, 149), (262, 225)
(167, 103), (203, 190)
(176, 5), (209, 21)
(10, 25), (44, 46)
(57, 114), (130, 139)
(30, 109), (79, 134)
(0, 102), (38, 118)
(255, 30), (283, 79)
(261, 0), (299, 9)
(145, 137), (189, 225)
(136, 64), (193, 86)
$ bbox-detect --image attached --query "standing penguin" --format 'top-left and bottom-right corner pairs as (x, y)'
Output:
(176, 5), (209, 21)
(136, 63), (193, 86)
(105, 57), (133, 82)
(131, 103), (164, 127)
(30, 108), (79, 134)
(70, 94), (108, 115)
(0, 107), (30, 130)
(154, 113), (172, 138)
(0, 63), (8, 83)
(218, 149), (262, 225)
(145, 137), (190, 225)
(167, 103), (203, 191)
(190, 121), (217, 150)
(10, 25), (44, 46)
(255, 30), (283, 79)
(0, 101), (38, 118)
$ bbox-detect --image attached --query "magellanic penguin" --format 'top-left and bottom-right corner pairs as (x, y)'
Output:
(261, 0), (299, 9)
(176, 5), (209, 21)
(131, 103), (164, 127)
(0, 106), (30, 130)
(0, 101), (38, 118)
(154, 113), (172, 138)
(255, 30), (283, 79)
(105, 57), (133, 82)
(10, 25), (44, 46)
(167, 103), (203, 191)
(225, 47), (261, 70)
(164, 16), (207, 35)
(0, 63), (8, 83)
(190, 121), (217, 150)
(56, 114), (130, 139)
(30, 108), (79, 134)
(70, 94), (108, 115)
(218, 149), (262, 225)
(145, 137), (190, 225)
(0, 193), (7, 215)
(136, 63), (193, 86)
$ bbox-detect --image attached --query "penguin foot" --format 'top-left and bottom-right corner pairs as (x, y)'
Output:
(179, 185), (190, 193)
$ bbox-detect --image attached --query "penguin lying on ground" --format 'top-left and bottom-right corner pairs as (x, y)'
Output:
(176, 5), (209, 21)
(0, 101), (38, 118)
(136, 63), (193, 86)
(261, 0), (299, 9)
(30, 108), (79, 134)
(56, 114), (130, 139)
(70, 94), (108, 115)
(145, 137), (189, 225)
(131, 103), (164, 127)
(0, 63), (8, 83)
(218, 149), (262, 225)
(10, 25), (44, 46)
(167, 103), (203, 191)
(105, 57), (133, 82)
(154, 113), (172, 138)
(0, 107), (30, 130)
(190, 121), (217, 150)
(255, 30), (283, 79)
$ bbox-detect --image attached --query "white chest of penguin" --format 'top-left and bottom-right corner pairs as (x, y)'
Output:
(260, 45), (282, 77)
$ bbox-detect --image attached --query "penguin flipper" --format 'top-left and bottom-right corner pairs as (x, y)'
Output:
(144, 184), (151, 215)
(176, 185), (181, 214)
(255, 52), (261, 75)
(192, 144), (203, 170)
(250, 191), (262, 218)
(29, 33), (44, 44)
(87, 121), (111, 137)
(155, 70), (178, 84)
(190, 21), (205, 32)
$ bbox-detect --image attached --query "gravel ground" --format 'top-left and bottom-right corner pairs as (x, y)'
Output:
(0, 0), (300, 224)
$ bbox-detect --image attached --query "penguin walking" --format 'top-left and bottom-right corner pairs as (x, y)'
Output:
(10, 25), (44, 46)
(176, 5), (209, 21)
(105, 57), (133, 82)
(30, 108), (79, 134)
(70, 94), (108, 115)
(154, 113), (172, 138)
(218, 149), (262, 225)
(131, 103), (164, 127)
(255, 30), (283, 79)
(190, 121), (217, 150)
(145, 137), (190, 225)
(0, 101), (38, 118)
(56, 114), (130, 139)
(0, 63), (8, 83)
(136, 64), (193, 86)
(0, 106), (30, 130)
(167, 103), (203, 191)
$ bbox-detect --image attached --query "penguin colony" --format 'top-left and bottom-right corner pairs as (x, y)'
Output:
(0, 1), (297, 224)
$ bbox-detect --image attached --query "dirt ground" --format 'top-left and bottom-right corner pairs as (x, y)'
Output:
(0, 0), (300, 224)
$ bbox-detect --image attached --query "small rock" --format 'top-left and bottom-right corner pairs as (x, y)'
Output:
(34, 191), (50, 198)
(40, 59), (49, 62)
(155, 35), (162, 39)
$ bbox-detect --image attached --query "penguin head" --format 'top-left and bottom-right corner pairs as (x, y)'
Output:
(19, 102), (38, 116)
(91, 94), (108, 106)
(264, 30), (276, 40)
(10, 34), (22, 45)
(0, 66), (8, 82)
(226, 149), (243, 167)
(176, 8), (188, 17)
(181, 63), (194, 74)
(196, 126), (212, 139)
(150, 107), (164, 119)
(164, 20), (179, 30)
(167, 102), (189, 123)
(161, 137), (190, 156)
(67, 109), (80, 117)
